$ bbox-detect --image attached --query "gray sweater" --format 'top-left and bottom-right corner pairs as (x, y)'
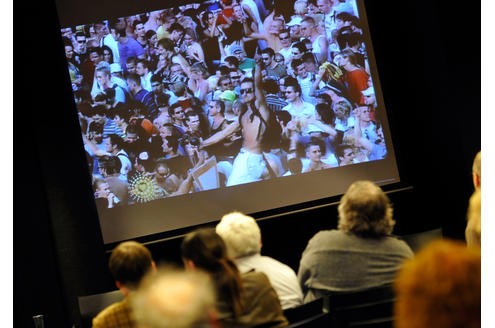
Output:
(297, 230), (413, 302)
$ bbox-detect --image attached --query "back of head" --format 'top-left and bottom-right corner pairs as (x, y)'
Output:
(216, 211), (262, 259)
(337, 180), (394, 237)
(394, 239), (481, 328)
(109, 241), (153, 289)
(132, 267), (217, 328)
(181, 228), (243, 316)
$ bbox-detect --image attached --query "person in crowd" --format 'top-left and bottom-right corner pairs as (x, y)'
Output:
(114, 25), (145, 74)
(263, 79), (288, 112)
(298, 180), (413, 306)
(201, 60), (282, 186)
(332, 98), (355, 132)
(394, 239), (480, 328)
(104, 133), (133, 181)
(90, 105), (125, 138)
(126, 72), (158, 120)
(300, 16), (329, 65)
(335, 143), (356, 166)
(343, 103), (386, 161)
(301, 139), (332, 172)
(132, 19), (147, 48)
(216, 211), (304, 309)
(186, 62), (210, 104)
(96, 155), (129, 206)
(152, 158), (183, 196)
(93, 178), (121, 209)
(181, 228), (289, 328)
(92, 63), (128, 103)
(286, 16), (303, 43)
(276, 29), (293, 64)
(125, 56), (138, 75)
(281, 78), (320, 140)
(135, 58), (153, 92)
(132, 267), (219, 328)
(335, 49), (369, 104)
(180, 27), (206, 66)
(92, 241), (156, 327)
(261, 47), (287, 79)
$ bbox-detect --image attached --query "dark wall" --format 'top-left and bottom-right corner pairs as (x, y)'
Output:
(15, 0), (479, 326)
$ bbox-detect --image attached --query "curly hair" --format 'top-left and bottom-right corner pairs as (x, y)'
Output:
(337, 180), (395, 237)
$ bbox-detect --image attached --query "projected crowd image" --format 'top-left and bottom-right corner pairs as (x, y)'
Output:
(61, 0), (387, 208)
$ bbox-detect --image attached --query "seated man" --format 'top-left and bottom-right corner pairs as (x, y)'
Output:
(297, 180), (413, 306)
(216, 211), (303, 309)
(92, 241), (156, 328)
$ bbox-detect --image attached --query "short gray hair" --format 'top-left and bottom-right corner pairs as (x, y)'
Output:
(216, 211), (262, 258)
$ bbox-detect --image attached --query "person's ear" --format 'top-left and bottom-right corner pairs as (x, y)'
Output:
(184, 259), (196, 270)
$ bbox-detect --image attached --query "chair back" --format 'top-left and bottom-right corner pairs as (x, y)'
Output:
(399, 228), (443, 253)
(327, 284), (395, 328)
(283, 297), (324, 324)
(287, 311), (330, 328)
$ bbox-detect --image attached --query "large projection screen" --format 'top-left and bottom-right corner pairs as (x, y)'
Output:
(54, 0), (400, 244)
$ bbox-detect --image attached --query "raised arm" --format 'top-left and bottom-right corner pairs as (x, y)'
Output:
(254, 58), (269, 116)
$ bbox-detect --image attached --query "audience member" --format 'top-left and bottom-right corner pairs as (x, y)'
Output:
(181, 228), (289, 328)
(92, 241), (156, 328)
(465, 150), (481, 248)
(465, 189), (481, 248)
(394, 239), (480, 328)
(472, 150), (481, 190)
(132, 266), (219, 328)
(216, 211), (304, 309)
(297, 180), (413, 305)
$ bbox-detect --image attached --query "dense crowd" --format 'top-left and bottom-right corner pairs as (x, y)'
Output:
(61, 0), (388, 207)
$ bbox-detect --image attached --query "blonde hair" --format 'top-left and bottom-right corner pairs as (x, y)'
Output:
(132, 266), (217, 328)
(472, 150), (481, 189)
(337, 180), (395, 237)
(465, 189), (481, 247)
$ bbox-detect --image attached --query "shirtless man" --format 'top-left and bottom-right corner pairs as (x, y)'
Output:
(201, 60), (281, 186)
(302, 141), (331, 172)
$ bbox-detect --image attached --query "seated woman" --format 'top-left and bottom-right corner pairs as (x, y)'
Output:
(181, 228), (289, 328)
(297, 180), (413, 307)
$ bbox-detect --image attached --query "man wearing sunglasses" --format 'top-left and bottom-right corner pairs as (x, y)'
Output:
(201, 60), (282, 186)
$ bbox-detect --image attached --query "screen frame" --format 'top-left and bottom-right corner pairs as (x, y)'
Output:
(54, 0), (402, 245)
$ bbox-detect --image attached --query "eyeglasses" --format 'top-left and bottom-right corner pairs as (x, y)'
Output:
(174, 110), (184, 114)
(262, 57), (270, 61)
(279, 36), (290, 40)
(77, 39), (86, 43)
(230, 75), (241, 79)
(240, 88), (254, 95)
